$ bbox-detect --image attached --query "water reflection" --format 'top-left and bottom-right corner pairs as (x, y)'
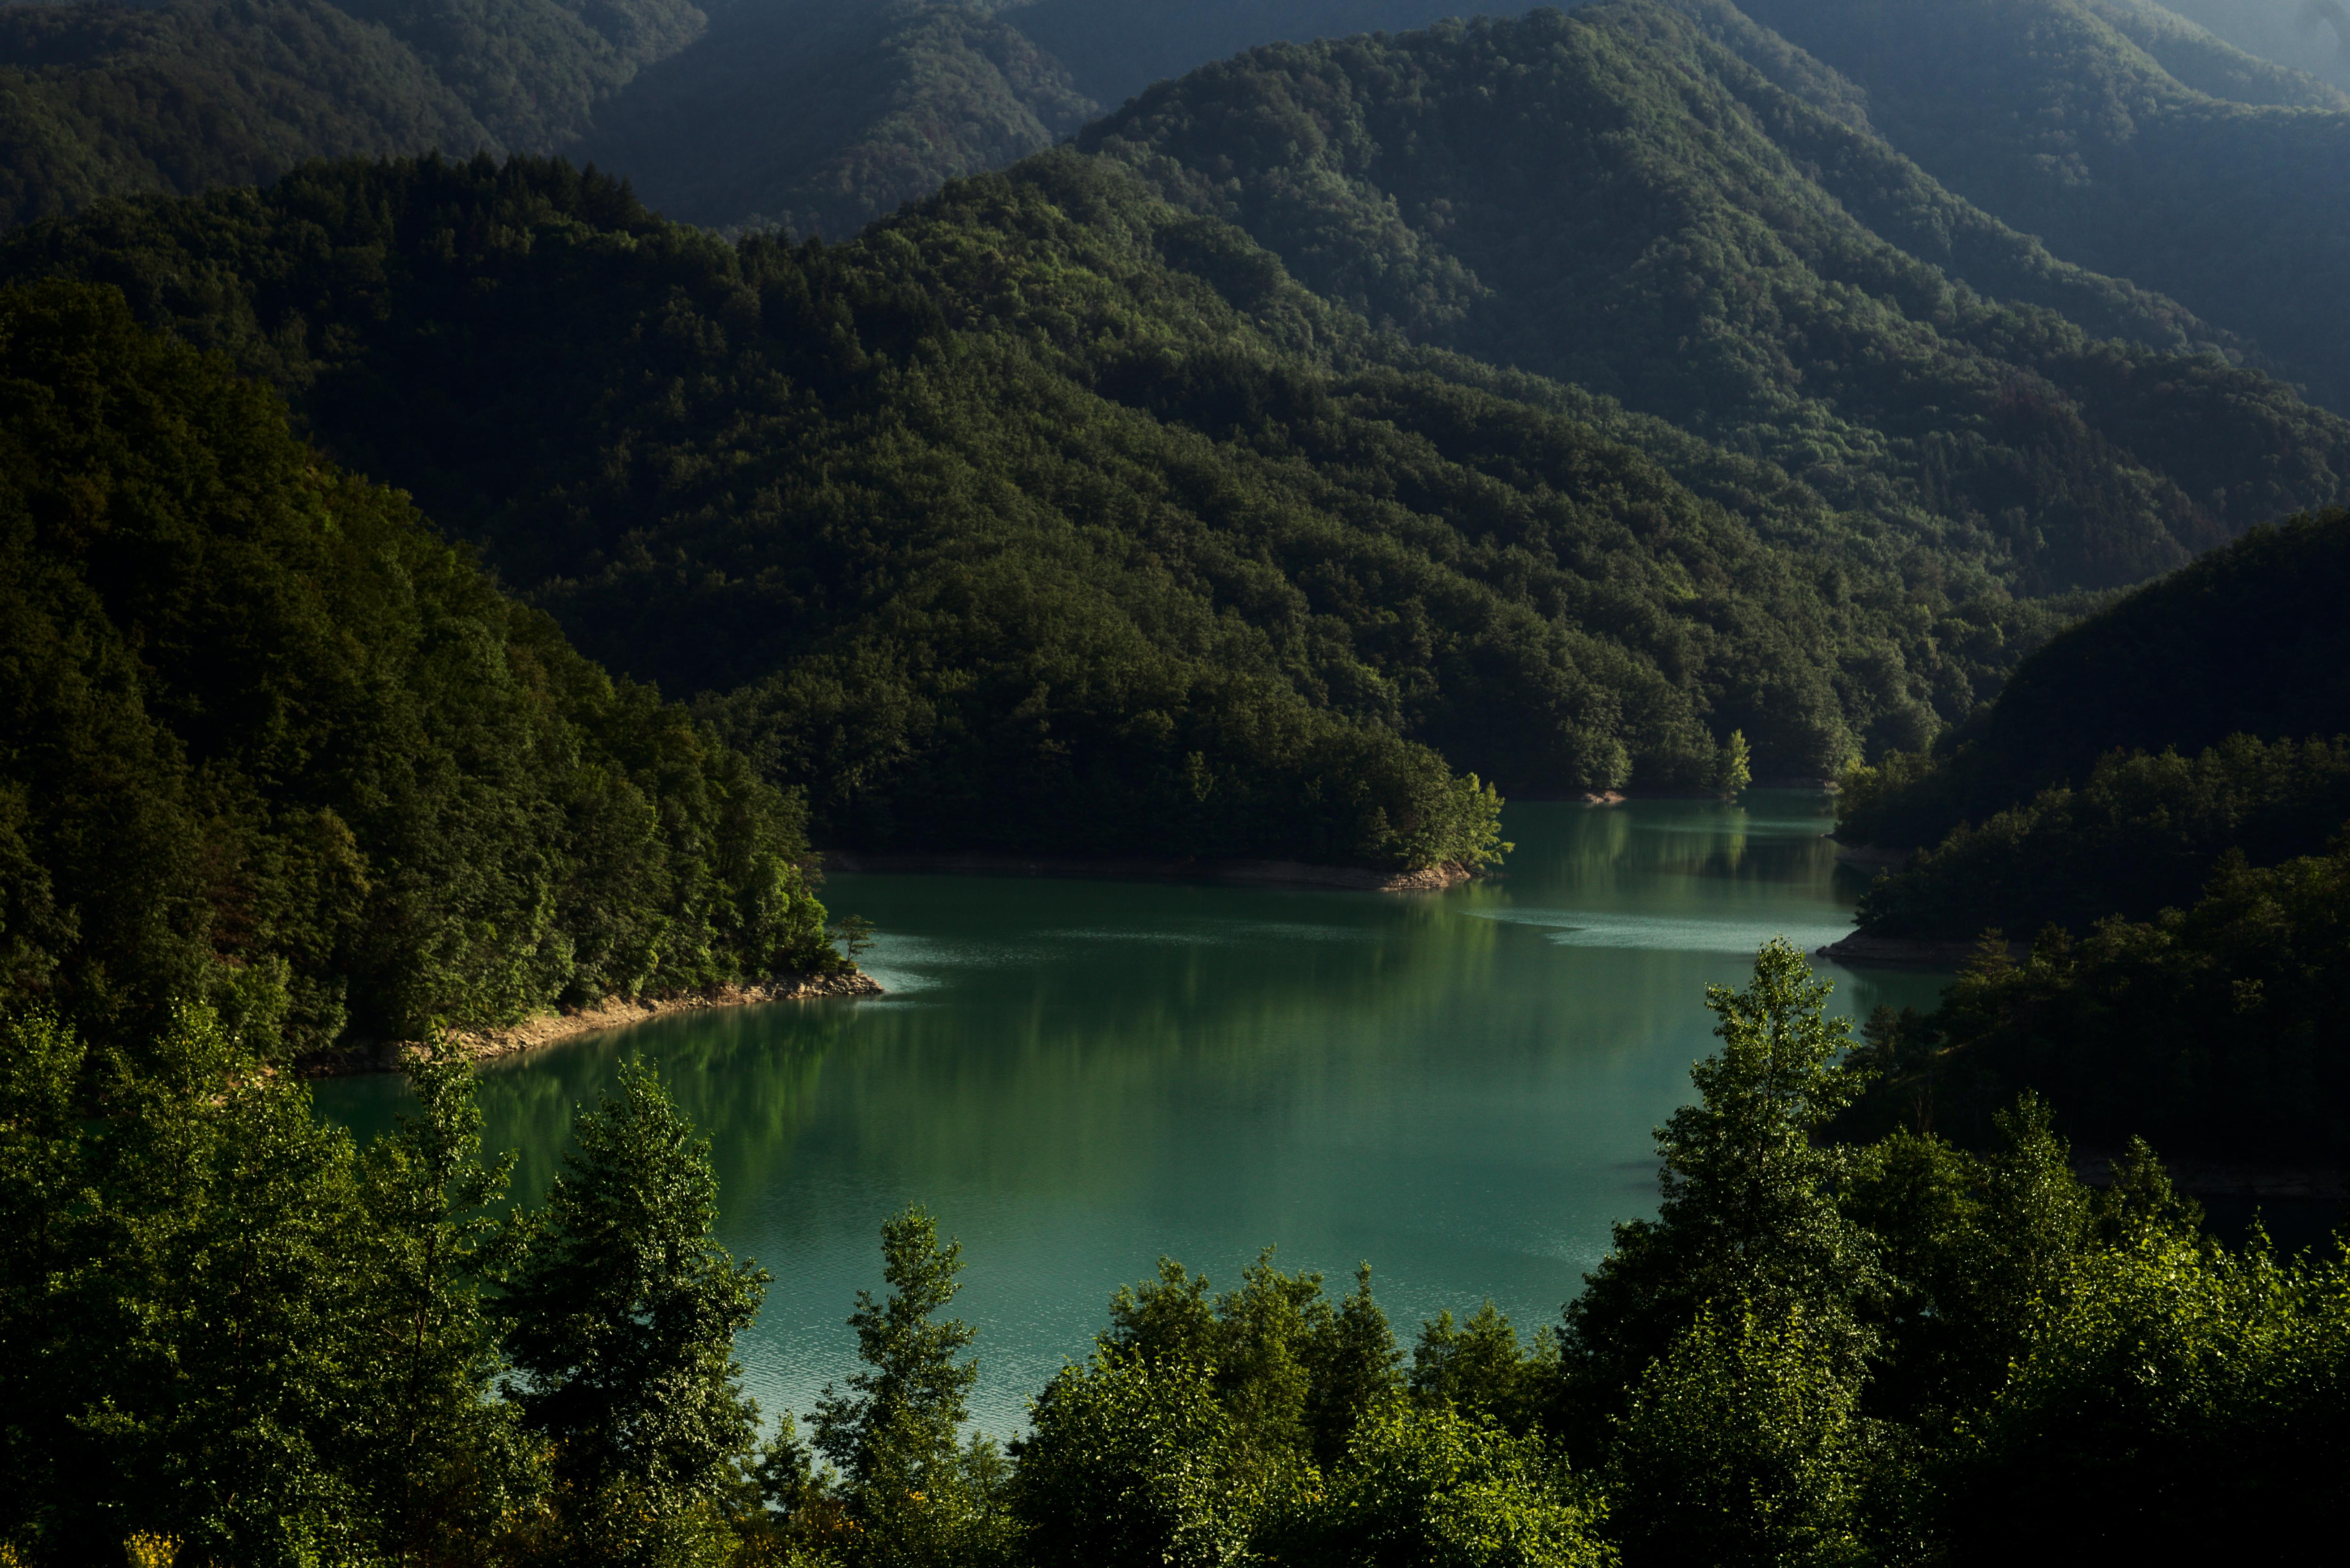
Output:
(315, 792), (1949, 1436)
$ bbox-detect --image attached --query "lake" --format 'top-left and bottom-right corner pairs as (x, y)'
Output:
(313, 792), (1949, 1438)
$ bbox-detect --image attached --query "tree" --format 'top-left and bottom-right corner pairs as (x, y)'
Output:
(1555, 939), (1879, 1457)
(1305, 1402), (1613, 1568)
(1, 1003), (376, 1564)
(501, 1059), (768, 1564)
(1014, 1351), (1262, 1568)
(350, 1044), (537, 1563)
(1608, 1303), (1881, 1568)
(1412, 1301), (1555, 1436)
(811, 1207), (1007, 1567)
(1948, 1226), (2350, 1559)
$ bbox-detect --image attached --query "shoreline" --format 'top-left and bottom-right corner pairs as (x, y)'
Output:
(818, 849), (1475, 892)
(1814, 930), (2026, 969)
(299, 970), (884, 1078)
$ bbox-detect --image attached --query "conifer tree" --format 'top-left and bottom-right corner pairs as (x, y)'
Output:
(502, 1059), (768, 1564)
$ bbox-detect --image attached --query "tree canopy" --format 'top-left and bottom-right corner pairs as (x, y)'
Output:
(0, 277), (839, 1065)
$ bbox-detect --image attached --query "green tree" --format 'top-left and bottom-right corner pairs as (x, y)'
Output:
(1413, 1302), (1556, 1436)
(1014, 1350), (1263, 1568)
(1947, 1225), (2350, 1558)
(350, 1044), (538, 1563)
(811, 1207), (1008, 1567)
(1607, 1302), (1881, 1568)
(1306, 1402), (1614, 1568)
(1556, 939), (1878, 1456)
(0, 1004), (375, 1564)
(501, 1059), (768, 1565)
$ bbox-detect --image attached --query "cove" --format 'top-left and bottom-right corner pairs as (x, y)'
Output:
(313, 793), (1949, 1438)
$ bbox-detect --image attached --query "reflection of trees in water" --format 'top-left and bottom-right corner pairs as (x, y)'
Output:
(1500, 799), (1838, 890)
(472, 1006), (854, 1209)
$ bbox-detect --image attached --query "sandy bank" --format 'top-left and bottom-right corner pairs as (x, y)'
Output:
(819, 849), (1473, 892)
(300, 970), (884, 1077)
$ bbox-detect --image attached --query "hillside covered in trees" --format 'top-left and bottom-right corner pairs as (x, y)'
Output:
(1839, 507), (2350, 862)
(0, 0), (704, 229)
(1825, 510), (2350, 1155)
(3, 149), (2128, 855)
(0, 278), (844, 1065)
(1083, 0), (2350, 593)
(1730, 0), (2350, 412)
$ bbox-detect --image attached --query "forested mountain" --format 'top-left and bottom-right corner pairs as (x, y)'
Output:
(1083, 0), (2350, 594)
(3, 150), (2112, 852)
(574, 1), (1478, 235)
(574, 0), (1099, 238)
(0, 0), (1473, 238)
(1833, 506), (2350, 978)
(1842, 508), (2350, 852)
(0, 278), (843, 1065)
(1729, 0), (2350, 412)
(0, 0), (703, 229)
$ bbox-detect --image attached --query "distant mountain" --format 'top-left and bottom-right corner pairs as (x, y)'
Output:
(574, 0), (1098, 237)
(0, 0), (703, 229)
(1727, 0), (2350, 412)
(2154, 0), (2350, 95)
(0, 1), (1479, 238)
(1081, 0), (2350, 596)
(577, 0), (1472, 235)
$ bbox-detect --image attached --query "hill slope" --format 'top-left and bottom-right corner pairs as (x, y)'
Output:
(0, 277), (840, 1062)
(0, 151), (2109, 845)
(1727, 0), (2350, 412)
(0, 0), (703, 229)
(1080, 0), (2350, 594)
(1842, 507), (2350, 851)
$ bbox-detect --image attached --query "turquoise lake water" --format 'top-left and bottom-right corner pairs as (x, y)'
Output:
(313, 792), (1951, 1437)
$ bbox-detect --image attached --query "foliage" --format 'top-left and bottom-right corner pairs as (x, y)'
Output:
(1014, 1351), (1263, 1568)
(1105, 1251), (1403, 1469)
(1412, 1302), (1558, 1438)
(1946, 1227), (2350, 1559)
(0, 1003), (531, 1564)
(1856, 733), (2350, 937)
(499, 1059), (768, 1562)
(810, 1207), (1010, 1568)
(1082, 1), (2350, 595)
(1606, 1302), (1878, 1568)
(0, 278), (839, 1063)
(1301, 1401), (1613, 1568)
(1555, 939), (1877, 1454)
(350, 1044), (536, 1562)
(1843, 839), (2350, 1159)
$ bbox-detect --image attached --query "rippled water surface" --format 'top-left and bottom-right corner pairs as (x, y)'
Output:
(314, 793), (1949, 1436)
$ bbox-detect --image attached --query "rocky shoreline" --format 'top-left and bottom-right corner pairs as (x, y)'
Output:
(818, 849), (1476, 892)
(299, 970), (885, 1077)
